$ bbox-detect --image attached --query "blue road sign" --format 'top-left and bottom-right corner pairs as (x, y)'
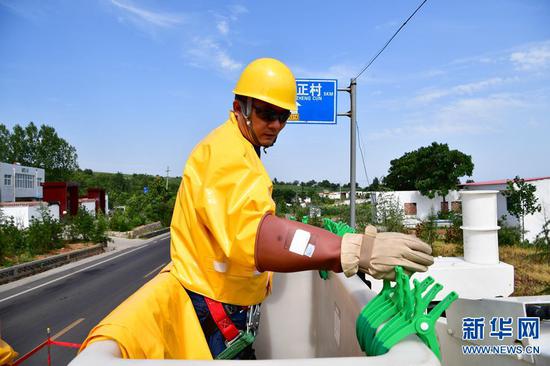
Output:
(289, 79), (338, 125)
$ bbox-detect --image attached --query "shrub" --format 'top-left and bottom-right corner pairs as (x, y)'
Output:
(70, 207), (95, 241)
(416, 212), (438, 245)
(109, 209), (132, 232)
(1, 215), (26, 263)
(498, 216), (521, 246)
(535, 219), (550, 247)
(90, 212), (110, 244)
(375, 193), (405, 233)
(26, 206), (63, 255)
(444, 212), (463, 243)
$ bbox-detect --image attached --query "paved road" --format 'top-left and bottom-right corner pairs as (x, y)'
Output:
(0, 234), (171, 366)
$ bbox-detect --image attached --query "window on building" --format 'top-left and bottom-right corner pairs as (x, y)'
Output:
(15, 173), (34, 189)
(37, 177), (43, 186)
(4, 174), (11, 186)
(404, 202), (417, 215)
(441, 201), (449, 213)
(451, 201), (462, 213)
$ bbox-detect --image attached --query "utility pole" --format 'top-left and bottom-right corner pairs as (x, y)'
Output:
(165, 166), (170, 190)
(337, 78), (357, 229)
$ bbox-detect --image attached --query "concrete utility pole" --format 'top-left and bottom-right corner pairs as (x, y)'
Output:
(337, 78), (357, 229)
(165, 166), (170, 190)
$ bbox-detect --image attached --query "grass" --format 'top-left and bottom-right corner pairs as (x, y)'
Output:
(432, 241), (550, 296)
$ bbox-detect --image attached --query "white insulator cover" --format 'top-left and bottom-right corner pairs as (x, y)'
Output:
(460, 190), (500, 264)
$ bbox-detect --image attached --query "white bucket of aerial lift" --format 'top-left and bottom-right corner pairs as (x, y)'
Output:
(460, 190), (500, 265)
(71, 271), (441, 366)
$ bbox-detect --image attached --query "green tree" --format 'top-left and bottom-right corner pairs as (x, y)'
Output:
(0, 122), (79, 181)
(385, 142), (474, 203)
(503, 176), (541, 242)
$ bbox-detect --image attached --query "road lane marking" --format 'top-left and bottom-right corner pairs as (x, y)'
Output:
(143, 263), (166, 279)
(52, 318), (85, 340)
(0, 241), (158, 304)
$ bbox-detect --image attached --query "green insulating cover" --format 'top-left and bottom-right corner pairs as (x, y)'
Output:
(215, 332), (255, 360)
(356, 266), (458, 360)
(320, 218), (356, 280)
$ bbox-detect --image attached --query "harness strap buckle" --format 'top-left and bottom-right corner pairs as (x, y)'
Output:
(246, 304), (261, 336)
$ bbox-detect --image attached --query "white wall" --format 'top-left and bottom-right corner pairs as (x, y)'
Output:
(527, 179), (550, 242)
(0, 203), (60, 228)
(80, 201), (97, 216)
(372, 190), (461, 220)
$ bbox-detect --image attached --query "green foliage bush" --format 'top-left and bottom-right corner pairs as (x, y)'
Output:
(444, 212), (463, 243)
(416, 213), (438, 245)
(65, 206), (109, 243)
(1, 205), (110, 266)
(375, 194), (405, 233)
(109, 209), (133, 232)
(0, 215), (26, 262)
(498, 216), (521, 246)
(26, 206), (63, 255)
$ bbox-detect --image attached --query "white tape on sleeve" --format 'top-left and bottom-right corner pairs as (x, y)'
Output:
(289, 229), (311, 256)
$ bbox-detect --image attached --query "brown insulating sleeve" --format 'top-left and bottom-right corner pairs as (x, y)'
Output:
(254, 213), (343, 273)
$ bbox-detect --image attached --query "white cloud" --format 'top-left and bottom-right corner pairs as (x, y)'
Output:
(217, 20), (229, 35)
(187, 37), (241, 72)
(228, 4), (248, 20)
(413, 77), (514, 104)
(110, 0), (183, 28)
(368, 94), (527, 141)
(510, 41), (550, 71)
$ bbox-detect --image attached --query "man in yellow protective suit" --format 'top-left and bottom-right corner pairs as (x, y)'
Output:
(79, 57), (433, 360)
(169, 57), (434, 358)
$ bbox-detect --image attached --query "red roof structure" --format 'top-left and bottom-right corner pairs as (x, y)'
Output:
(461, 176), (550, 187)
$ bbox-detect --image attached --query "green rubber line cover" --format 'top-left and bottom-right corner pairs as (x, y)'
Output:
(320, 218), (356, 280)
(355, 266), (458, 360)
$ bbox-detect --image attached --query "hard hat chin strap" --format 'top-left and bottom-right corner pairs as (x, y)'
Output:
(239, 98), (275, 150)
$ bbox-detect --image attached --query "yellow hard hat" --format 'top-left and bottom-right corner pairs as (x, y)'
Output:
(233, 58), (297, 111)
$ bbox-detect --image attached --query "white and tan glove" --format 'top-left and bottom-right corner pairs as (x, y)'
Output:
(341, 225), (433, 280)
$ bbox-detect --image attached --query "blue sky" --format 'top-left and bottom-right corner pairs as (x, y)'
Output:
(1, 0), (549, 185)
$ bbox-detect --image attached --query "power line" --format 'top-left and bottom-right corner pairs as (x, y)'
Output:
(356, 121), (370, 188)
(353, 0), (429, 81)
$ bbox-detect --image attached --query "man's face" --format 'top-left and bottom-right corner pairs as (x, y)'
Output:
(249, 99), (290, 146)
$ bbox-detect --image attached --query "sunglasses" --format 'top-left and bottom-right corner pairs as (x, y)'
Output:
(253, 104), (291, 123)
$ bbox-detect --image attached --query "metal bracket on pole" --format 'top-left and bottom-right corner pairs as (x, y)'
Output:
(337, 80), (357, 229)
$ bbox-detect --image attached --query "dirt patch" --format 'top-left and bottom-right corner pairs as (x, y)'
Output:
(34, 243), (96, 260)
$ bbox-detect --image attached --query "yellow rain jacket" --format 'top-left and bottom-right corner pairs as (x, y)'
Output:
(170, 111), (276, 305)
(80, 269), (212, 359)
(0, 337), (18, 365)
(80, 112), (275, 359)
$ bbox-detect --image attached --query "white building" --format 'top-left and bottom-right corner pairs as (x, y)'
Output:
(0, 162), (45, 202)
(370, 190), (461, 219)
(0, 201), (59, 228)
(462, 176), (550, 242)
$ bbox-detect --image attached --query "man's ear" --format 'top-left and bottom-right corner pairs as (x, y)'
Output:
(233, 100), (241, 117)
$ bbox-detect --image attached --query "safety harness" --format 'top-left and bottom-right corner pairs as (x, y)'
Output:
(203, 297), (261, 359)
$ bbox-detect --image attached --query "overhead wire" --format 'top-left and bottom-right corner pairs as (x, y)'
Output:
(352, 0), (429, 189)
(353, 0), (429, 81)
(356, 122), (371, 188)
